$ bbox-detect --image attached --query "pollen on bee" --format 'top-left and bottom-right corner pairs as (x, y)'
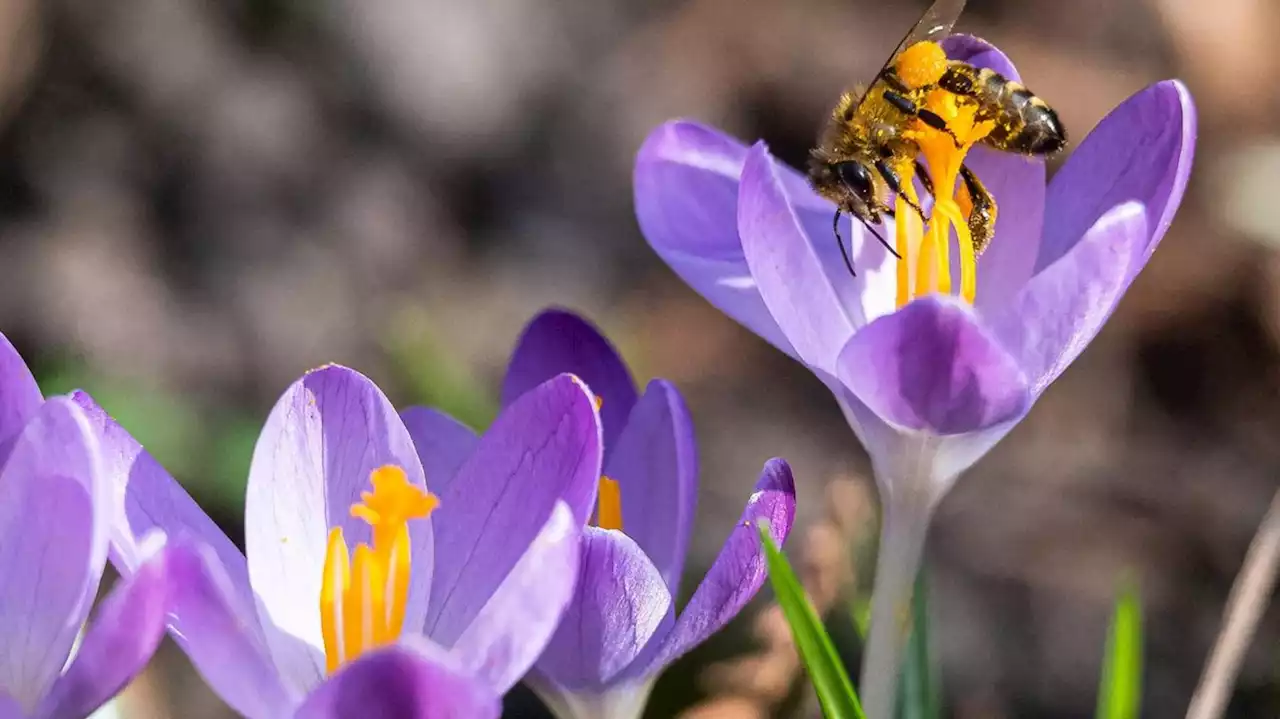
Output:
(895, 41), (948, 89)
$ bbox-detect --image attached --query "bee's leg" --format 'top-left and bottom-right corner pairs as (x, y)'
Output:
(875, 158), (926, 223)
(882, 90), (962, 147)
(913, 160), (935, 198)
(833, 209), (856, 277)
(958, 164), (997, 254)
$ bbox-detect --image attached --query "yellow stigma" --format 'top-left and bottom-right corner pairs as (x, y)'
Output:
(320, 465), (438, 674)
(895, 87), (995, 308)
(593, 395), (604, 411)
(596, 476), (623, 531)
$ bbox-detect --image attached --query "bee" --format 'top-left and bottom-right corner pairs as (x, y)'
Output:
(808, 0), (1067, 276)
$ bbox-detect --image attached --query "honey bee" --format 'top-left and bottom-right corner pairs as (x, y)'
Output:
(808, 0), (1067, 276)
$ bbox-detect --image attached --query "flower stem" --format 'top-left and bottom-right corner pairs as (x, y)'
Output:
(859, 498), (932, 719)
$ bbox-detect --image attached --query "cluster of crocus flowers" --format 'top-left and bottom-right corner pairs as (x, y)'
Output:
(494, 309), (797, 719)
(636, 35), (1195, 718)
(79, 364), (601, 718)
(0, 333), (170, 719)
(0, 301), (799, 718)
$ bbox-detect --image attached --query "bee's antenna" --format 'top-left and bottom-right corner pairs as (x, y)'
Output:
(858, 216), (903, 261)
(833, 210), (857, 277)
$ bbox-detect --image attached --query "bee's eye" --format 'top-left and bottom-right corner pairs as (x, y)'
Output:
(835, 162), (874, 200)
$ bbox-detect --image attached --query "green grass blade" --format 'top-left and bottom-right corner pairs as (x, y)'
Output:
(758, 520), (865, 719)
(897, 571), (941, 719)
(1096, 581), (1143, 719)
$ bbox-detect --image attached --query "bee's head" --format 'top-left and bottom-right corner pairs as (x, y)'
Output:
(807, 155), (882, 223)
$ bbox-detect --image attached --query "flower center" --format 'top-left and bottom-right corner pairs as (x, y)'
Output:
(320, 465), (438, 674)
(892, 53), (996, 308)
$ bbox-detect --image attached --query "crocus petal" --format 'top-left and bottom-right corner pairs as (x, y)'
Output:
(293, 642), (500, 719)
(72, 392), (303, 708)
(837, 295), (1030, 434)
(0, 332), (41, 450)
(535, 528), (673, 688)
(450, 502), (580, 692)
(244, 365), (431, 694)
(501, 309), (638, 450)
(426, 374), (602, 645)
(634, 121), (799, 361)
(72, 392), (250, 593)
(606, 380), (698, 589)
(634, 459), (796, 677)
(400, 407), (478, 496)
(0, 398), (106, 712)
(1035, 80), (1196, 277)
(739, 142), (861, 377)
(166, 540), (294, 719)
(987, 202), (1148, 396)
(36, 541), (170, 719)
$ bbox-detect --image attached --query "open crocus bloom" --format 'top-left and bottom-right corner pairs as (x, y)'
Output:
(0, 334), (170, 719)
(77, 365), (602, 718)
(635, 36), (1194, 718)
(430, 308), (794, 719)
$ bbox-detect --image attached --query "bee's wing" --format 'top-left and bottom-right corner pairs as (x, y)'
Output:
(850, 0), (968, 112)
(889, 0), (967, 58)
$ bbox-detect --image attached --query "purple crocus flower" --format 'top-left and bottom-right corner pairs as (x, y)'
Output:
(0, 334), (170, 719)
(415, 308), (793, 719)
(635, 36), (1195, 717)
(77, 364), (602, 718)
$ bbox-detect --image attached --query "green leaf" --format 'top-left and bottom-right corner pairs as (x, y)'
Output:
(1096, 581), (1143, 719)
(897, 571), (941, 719)
(758, 520), (865, 719)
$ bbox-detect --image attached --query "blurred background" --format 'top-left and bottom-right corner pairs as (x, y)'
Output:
(2, 0), (1277, 716)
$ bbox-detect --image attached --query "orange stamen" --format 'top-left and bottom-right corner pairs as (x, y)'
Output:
(596, 476), (623, 531)
(891, 72), (996, 308)
(319, 465), (437, 673)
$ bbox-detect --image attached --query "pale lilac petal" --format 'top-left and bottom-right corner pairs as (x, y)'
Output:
(1036, 80), (1196, 277)
(400, 407), (478, 496)
(739, 142), (859, 377)
(987, 202), (1148, 396)
(606, 380), (698, 590)
(36, 545), (169, 719)
(501, 309), (638, 451)
(0, 695), (22, 719)
(634, 121), (799, 361)
(426, 374), (602, 645)
(450, 502), (580, 692)
(71, 392), (299, 704)
(989, 81), (1195, 393)
(294, 643), (500, 719)
(836, 295), (1030, 435)
(166, 541), (295, 719)
(72, 392), (249, 592)
(244, 365), (431, 694)
(967, 145), (1046, 309)
(0, 333), (41, 449)
(0, 398), (106, 712)
(534, 528), (673, 689)
(634, 459), (796, 677)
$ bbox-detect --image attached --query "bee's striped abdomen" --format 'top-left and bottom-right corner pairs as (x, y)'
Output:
(940, 63), (1067, 156)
